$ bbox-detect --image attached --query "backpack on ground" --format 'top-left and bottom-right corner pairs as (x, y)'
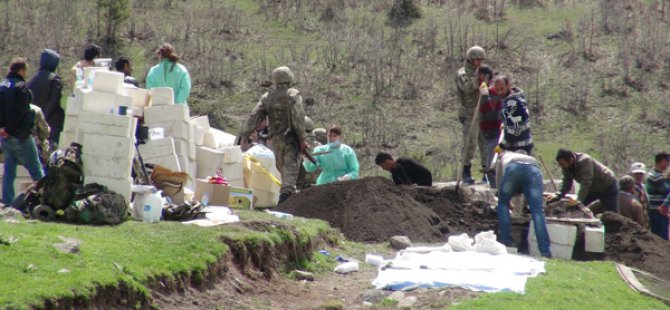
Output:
(37, 143), (84, 210)
(64, 184), (128, 225)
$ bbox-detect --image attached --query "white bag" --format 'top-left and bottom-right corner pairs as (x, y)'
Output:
(334, 261), (359, 274)
(448, 233), (475, 252)
(474, 230), (508, 255)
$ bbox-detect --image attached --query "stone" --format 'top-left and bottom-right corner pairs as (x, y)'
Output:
(150, 87), (174, 105)
(398, 296), (418, 309)
(82, 154), (133, 179)
(388, 291), (405, 302)
(53, 236), (81, 254)
(390, 235), (412, 250)
(144, 105), (190, 124)
(361, 289), (390, 303)
(291, 270), (315, 281)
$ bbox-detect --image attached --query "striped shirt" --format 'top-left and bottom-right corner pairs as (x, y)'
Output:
(644, 169), (670, 210)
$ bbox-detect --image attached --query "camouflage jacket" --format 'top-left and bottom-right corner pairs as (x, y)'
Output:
(455, 61), (480, 119)
(240, 85), (306, 145)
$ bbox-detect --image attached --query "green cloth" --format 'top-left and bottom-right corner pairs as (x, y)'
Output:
(303, 143), (359, 185)
(146, 60), (191, 104)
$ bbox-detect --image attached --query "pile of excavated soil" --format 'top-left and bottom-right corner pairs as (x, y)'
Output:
(601, 212), (670, 281)
(277, 177), (499, 243)
(411, 186), (499, 237)
(544, 201), (593, 219)
(277, 177), (445, 242)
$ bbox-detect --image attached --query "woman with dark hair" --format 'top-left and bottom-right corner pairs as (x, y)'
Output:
(303, 126), (359, 185)
(69, 44), (101, 90)
(146, 43), (191, 105)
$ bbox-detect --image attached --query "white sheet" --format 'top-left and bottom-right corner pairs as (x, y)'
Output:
(182, 206), (240, 227)
(372, 251), (545, 294)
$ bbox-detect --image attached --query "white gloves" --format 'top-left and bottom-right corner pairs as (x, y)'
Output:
(337, 175), (352, 182)
(479, 83), (489, 96)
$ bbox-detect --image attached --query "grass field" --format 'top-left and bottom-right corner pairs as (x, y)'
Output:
(0, 210), (333, 309)
(453, 260), (669, 309)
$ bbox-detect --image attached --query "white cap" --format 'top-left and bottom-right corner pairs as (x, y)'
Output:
(630, 162), (646, 174)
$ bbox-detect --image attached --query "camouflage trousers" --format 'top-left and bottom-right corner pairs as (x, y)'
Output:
(271, 138), (300, 195)
(459, 116), (487, 167)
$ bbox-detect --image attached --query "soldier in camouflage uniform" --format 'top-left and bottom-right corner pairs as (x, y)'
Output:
(31, 104), (51, 168)
(455, 46), (488, 184)
(240, 66), (307, 203)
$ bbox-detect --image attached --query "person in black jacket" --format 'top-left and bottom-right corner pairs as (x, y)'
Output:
(375, 152), (432, 186)
(1, 58), (45, 204)
(28, 49), (64, 145)
(114, 56), (139, 87)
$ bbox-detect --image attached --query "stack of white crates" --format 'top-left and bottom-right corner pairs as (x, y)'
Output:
(143, 88), (197, 186)
(191, 115), (244, 187)
(138, 137), (181, 172)
(60, 71), (138, 204)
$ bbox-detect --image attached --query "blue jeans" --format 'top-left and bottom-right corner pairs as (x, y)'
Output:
(649, 210), (669, 240)
(498, 163), (551, 257)
(2, 137), (45, 204)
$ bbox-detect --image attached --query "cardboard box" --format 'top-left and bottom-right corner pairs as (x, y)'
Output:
(254, 189), (279, 208)
(222, 145), (242, 164)
(194, 179), (254, 209)
(173, 138), (196, 160)
(66, 96), (82, 116)
(92, 70), (124, 94)
(148, 120), (193, 141)
(150, 87), (174, 106)
(143, 154), (181, 172)
(196, 146), (225, 167)
(82, 133), (135, 158)
(138, 137), (176, 159)
(144, 104), (189, 124)
(79, 111), (134, 128)
(63, 115), (79, 133)
(82, 154), (133, 179)
(82, 89), (117, 114)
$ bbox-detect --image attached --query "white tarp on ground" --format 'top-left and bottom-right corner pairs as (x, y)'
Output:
(372, 250), (545, 294)
(182, 206), (239, 227)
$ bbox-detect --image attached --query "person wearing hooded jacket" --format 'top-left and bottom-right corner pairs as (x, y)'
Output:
(303, 126), (359, 185)
(146, 43), (191, 105)
(28, 49), (63, 145)
(493, 75), (534, 155)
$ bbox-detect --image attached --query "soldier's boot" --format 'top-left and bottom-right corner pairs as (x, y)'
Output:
(278, 192), (291, 204)
(462, 165), (475, 185)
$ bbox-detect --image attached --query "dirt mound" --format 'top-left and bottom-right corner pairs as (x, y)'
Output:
(601, 212), (670, 281)
(276, 177), (446, 243)
(411, 186), (499, 237)
(544, 201), (593, 219)
(277, 177), (500, 243)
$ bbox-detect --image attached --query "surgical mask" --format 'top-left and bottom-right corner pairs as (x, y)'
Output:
(329, 141), (341, 148)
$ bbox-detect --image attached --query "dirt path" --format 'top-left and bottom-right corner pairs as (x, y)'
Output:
(154, 247), (480, 309)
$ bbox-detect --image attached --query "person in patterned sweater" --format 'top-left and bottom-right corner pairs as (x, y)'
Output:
(645, 152), (670, 240)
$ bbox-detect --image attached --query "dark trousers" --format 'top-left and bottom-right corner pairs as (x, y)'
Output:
(649, 210), (669, 240)
(584, 181), (620, 213)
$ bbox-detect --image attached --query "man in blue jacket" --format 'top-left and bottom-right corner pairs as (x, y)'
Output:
(28, 49), (63, 145)
(1, 58), (45, 204)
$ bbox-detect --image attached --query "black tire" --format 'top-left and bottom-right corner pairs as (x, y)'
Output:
(33, 205), (55, 222)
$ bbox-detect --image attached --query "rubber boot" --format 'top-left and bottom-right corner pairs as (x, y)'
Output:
(462, 165), (475, 185)
(278, 192), (291, 204)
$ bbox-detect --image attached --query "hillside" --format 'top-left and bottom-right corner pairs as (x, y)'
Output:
(2, 0), (669, 179)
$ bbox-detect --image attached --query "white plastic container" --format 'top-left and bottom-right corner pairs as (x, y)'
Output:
(365, 254), (384, 267)
(334, 261), (359, 274)
(142, 191), (163, 223)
